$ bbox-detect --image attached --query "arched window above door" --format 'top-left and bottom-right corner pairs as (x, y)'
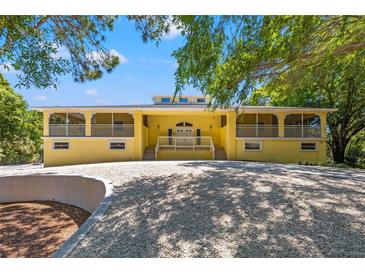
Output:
(176, 121), (193, 127)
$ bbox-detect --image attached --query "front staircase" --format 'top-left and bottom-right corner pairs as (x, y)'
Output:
(143, 147), (156, 160)
(144, 145), (226, 161)
(214, 147), (227, 160)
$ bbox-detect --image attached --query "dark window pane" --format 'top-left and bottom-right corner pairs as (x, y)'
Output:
(221, 115), (227, 127)
(301, 142), (316, 150)
(245, 142), (261, 150)
(110, 142), (126, 150)
(54, 142), (69, 149)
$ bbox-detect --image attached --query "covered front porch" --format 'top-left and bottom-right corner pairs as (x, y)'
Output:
(141, 113), (230, 160)
(47, 112), (134, 137)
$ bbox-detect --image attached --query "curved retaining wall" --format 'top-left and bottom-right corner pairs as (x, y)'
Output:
(0, 174), (114, 257)
(0, 175), (106, 213)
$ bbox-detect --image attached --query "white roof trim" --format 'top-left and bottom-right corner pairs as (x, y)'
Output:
(33, 106), (337, 113)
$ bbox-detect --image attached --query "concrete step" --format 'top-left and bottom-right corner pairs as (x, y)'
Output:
(214, 148), (227, 160)
(143, 147), (156, 161)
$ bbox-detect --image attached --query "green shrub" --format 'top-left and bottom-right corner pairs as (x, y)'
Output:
(344, 131), (365, 169)
(298, 160), (315, 166)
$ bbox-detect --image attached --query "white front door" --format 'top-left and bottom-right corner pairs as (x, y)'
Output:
(176, 127), (193, 146)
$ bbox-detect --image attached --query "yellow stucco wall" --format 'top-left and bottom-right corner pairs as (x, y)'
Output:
(41, 108), (331, 166)
(226, 111), (237, 160)
(147, 114), (223, 147)
(43, 138), (135, 167)
(236, 138), (326, 164)
(133, 111), (144, 160)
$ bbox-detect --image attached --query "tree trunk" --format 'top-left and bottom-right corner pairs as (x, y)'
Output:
(331, 136), (347, 163)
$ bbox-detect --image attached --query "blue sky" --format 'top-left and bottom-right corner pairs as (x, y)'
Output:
(2, 17), (201, 107)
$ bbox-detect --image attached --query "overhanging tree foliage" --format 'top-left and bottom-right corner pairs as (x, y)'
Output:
(250, 55), (365, 164)
(132, 16), (365, 106)
(1, 16), (364, 165)
(0, 74), (42, 163)
(0, 16), (120, 89)
(131, 15), (365, 164)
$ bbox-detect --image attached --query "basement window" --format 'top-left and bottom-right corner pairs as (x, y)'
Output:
(244, 142), (261, 151)
(179, 97), (188, 103)
(53, 142), (69, 150)
(301, 142), (317, 151)
(197, 98), (206, 103)
(110, 141), (126, 150)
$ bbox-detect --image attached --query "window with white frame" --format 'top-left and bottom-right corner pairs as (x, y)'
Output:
(109, 141), (126, 150)
(301, 142), (317, 151)
(244, 142), (261, 151)
(53, 141), (69, 150)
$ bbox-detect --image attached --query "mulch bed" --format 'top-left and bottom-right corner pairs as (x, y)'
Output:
(0, 201), (90, 258)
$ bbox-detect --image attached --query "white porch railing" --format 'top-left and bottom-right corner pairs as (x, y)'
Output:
(91, 124), (134, 137)
(236, 124), (321, 138)
(236, 125), (279, 137)
(155, 136), (215, 159)
(49, 124), (85, 136)
(284, 125), (321, 137)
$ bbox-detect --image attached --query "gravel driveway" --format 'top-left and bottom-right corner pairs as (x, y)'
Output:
(1, 161), (364, 257)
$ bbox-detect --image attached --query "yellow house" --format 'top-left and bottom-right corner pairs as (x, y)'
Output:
(35, 95), (336, 167)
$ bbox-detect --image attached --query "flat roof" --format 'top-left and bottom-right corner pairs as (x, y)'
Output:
(33, 104), (337, 113)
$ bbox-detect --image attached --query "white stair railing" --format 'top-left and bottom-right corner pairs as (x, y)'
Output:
(155, 136), (215, 159)
(155, 143), (159, 160)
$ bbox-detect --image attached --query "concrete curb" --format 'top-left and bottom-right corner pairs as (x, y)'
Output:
(52, 175), (114, 258)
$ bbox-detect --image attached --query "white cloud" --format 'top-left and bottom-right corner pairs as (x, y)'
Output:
(96, 98), (109, 104)
(34, 95), (47, 101)
(86, 49), (128, 64)
(51, 44), (71, 59)
(110, 49), (128, 64)
(140, 58), (177, 69)
(0, 63), (17, 74)
(86, 51), (103, 62)
(84, 88), (98, 96)
(162, 21), (182, 40)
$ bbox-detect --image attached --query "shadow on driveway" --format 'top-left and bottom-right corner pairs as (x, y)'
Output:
(70, 161), (365, 257)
